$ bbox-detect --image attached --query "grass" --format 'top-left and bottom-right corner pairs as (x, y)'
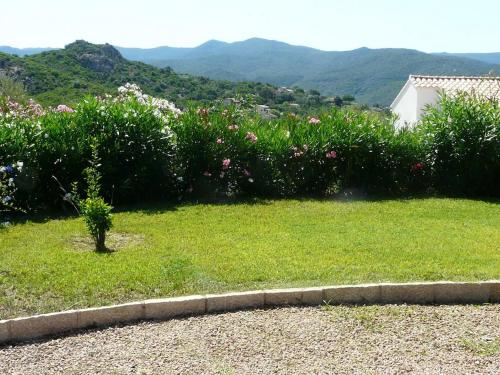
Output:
(323, 304), (414, 331)
(461, 338), (500, 356)
(0, 198), (499, 319)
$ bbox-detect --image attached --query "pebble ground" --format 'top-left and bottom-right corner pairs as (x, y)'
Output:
(1, 304), (499, 374)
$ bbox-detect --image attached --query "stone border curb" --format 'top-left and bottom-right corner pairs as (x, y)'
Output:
(1, 281), (498, 345)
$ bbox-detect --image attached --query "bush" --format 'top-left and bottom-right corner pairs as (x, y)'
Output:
(421, 92), (500, 196)
(78, 142), (113, 252)
(0, 84), (179, 208)
(1, 85), (498, 213)
(80, 196), (112, 252)
(172, 107), (425, 198)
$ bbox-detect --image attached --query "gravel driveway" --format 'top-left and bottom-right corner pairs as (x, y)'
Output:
(1, 304), (499, 374)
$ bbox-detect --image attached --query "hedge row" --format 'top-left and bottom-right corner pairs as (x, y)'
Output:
(1, 90), (499, 214)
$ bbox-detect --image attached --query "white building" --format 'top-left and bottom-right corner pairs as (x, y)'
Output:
(390, 75), (500, 128)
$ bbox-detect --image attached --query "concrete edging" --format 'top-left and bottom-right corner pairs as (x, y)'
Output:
(1, 281), (498, 344)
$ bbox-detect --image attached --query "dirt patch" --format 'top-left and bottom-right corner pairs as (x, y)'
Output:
(70, 232), (145, 252)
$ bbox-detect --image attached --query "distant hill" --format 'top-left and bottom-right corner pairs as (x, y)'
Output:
(0, 41), (325, 111)
(2, 40), (499, 106)
(434, 52), (500, 65)
(0, 46), (57, 56)
(119, 38), (499, 106)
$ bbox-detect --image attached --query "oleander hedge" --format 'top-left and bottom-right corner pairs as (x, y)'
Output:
(1, 89), (499, 215)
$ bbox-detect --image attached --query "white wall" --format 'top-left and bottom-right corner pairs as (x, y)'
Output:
(392, 85), (440, 129)
(392, 83), (419, 129)
(416, 87), (440, 120)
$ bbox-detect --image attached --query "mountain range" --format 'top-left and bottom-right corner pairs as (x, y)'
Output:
(1, 39), (500, 106)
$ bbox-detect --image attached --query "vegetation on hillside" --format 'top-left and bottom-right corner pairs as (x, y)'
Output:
(122, 38), (499, 106)
(0, 41), (342, 114)
(3, 39), (498, 107)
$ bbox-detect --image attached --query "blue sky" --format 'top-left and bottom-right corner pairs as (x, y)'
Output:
(1, 0), (499, 52)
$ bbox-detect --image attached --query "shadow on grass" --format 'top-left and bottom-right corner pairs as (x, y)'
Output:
(6, 192), (499, 225)
(113, 196), (275, 216)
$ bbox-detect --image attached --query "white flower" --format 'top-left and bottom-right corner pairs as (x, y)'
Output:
(16, 161), (23, 171)
(3, 195), (12, 202)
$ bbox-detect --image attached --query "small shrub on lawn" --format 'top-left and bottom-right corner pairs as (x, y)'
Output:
(78, 142), (113, 252)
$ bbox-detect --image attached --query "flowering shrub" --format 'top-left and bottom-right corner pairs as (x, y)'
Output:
(56, 104), (75, 113)
(171, 106), (424, 198)
(1, 86), (498, 213)
(0, 84), (179, 207)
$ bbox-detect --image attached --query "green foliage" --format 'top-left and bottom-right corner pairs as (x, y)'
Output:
(80, 197), (113, 252)
(1, 90), (499, 214)
(79, 142), (113, 252)
(0, 93), (178, 207)
(420, 92), (500, 196)
(172, 106), (424, 198)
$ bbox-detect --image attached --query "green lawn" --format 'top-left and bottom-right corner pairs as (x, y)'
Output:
(1, 198), (499, 319)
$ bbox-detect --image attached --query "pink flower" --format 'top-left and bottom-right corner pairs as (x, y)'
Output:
(222, 158), (231, 170)
(203, 171), (212, 177)
(243, 169), (251, 176)
(308, 117), (321, 125)
(56, 104), (74, 113)
(197, 108), (209, 116)
(245, 132), (258, 143)
(228, 124), (239, 131)
(28, 100), (44, 116)
(326, 151), (337, 159)
(216, 138), (224, 144)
